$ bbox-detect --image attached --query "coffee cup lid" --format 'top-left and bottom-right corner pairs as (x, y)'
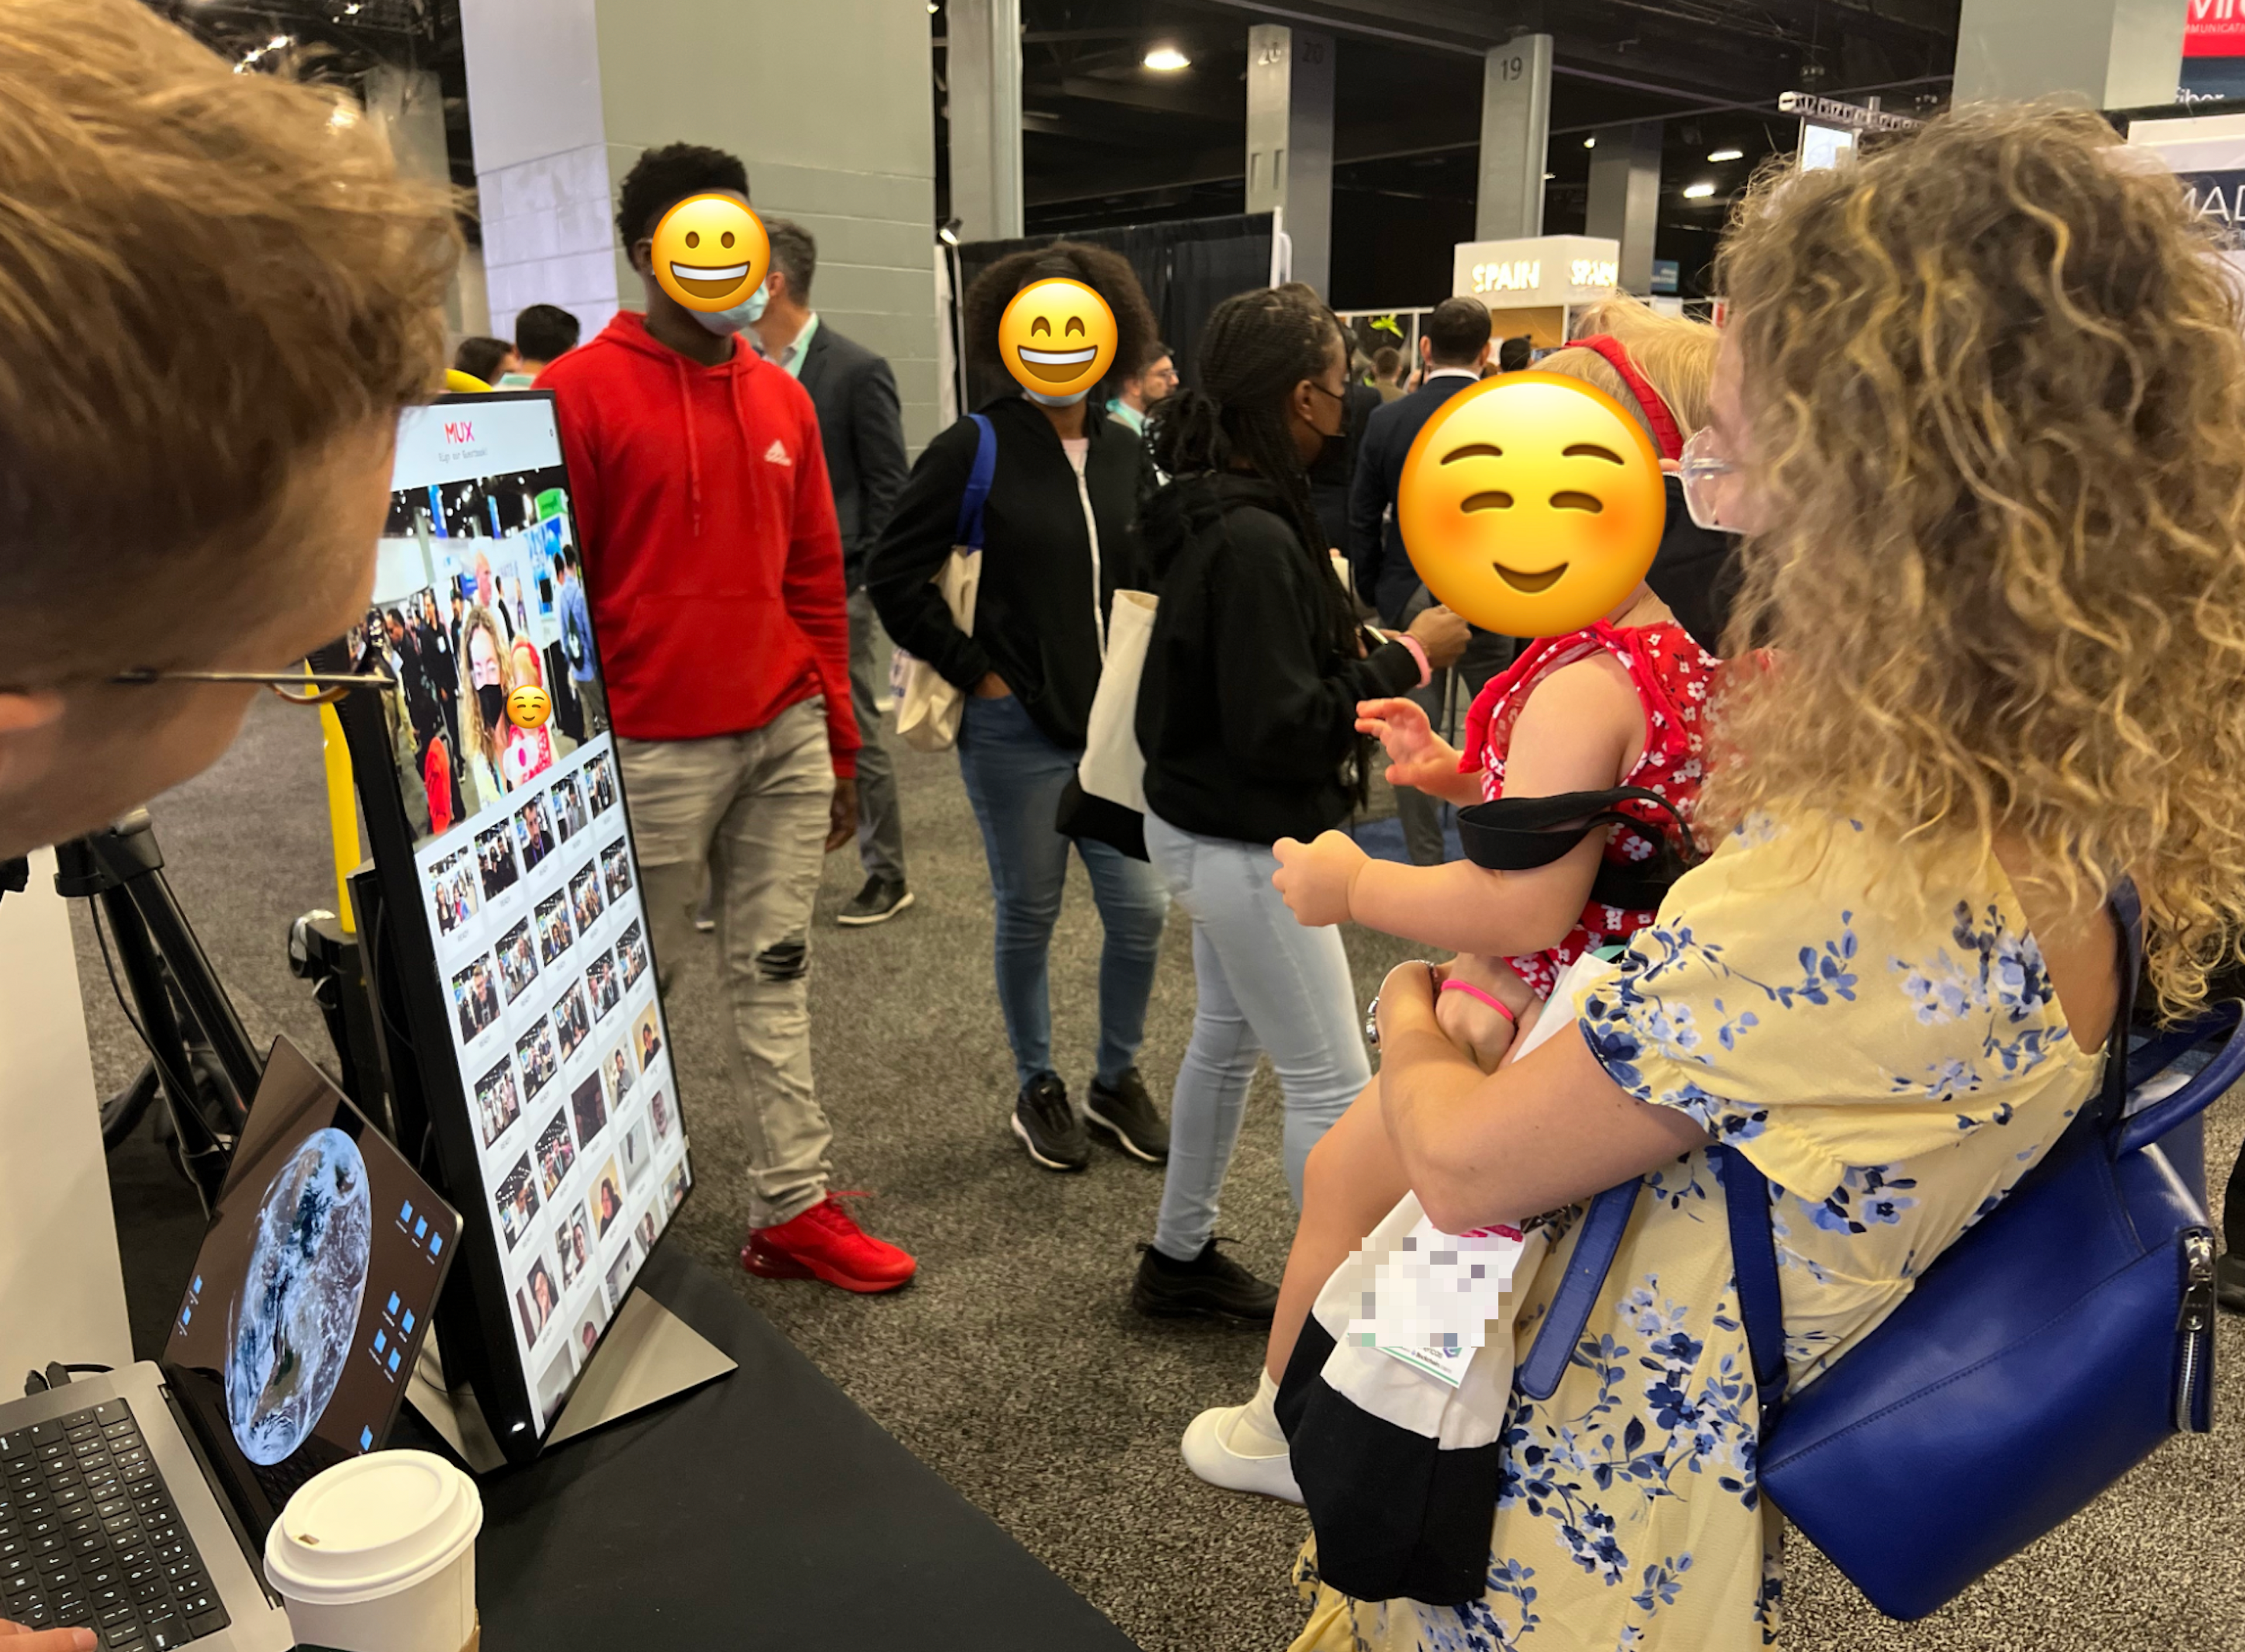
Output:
(264, 1450), (483, 1606)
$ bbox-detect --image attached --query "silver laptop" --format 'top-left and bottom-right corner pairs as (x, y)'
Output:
(0, 1039), (458, 1652)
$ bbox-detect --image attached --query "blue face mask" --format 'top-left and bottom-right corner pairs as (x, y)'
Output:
(692, 282), (769, 336)
(1020, 385), (1090, 407)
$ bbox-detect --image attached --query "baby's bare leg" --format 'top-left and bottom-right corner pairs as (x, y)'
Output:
(1263, 1074), (1410, 1383)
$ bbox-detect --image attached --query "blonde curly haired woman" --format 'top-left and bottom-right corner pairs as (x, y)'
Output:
(1286, 103), (2245, 1650)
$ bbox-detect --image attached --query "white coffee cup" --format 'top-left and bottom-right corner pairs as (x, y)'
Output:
(264, 1450), (483, 1652)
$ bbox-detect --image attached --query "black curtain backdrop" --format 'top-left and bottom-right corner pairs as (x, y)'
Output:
(954, 212), (1274, 411)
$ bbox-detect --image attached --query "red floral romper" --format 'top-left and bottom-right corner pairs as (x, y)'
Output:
(1457, 619), (1720, 999)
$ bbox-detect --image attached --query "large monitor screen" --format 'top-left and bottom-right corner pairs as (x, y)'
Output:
(165, 1038), (458, 1534)
(339, 392), (693, 1456)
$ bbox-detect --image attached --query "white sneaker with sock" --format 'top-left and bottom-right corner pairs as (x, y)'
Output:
(1180, 1368), (1303, 1504)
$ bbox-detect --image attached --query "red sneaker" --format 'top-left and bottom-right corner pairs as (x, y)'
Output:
(742, 1195), (917, 1294)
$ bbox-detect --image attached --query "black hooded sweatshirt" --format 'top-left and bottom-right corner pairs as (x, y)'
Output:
(868, 395), (1152, 751)
(1136, 472), (1422, 846)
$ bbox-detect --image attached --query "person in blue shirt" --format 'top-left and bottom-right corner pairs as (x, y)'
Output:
(554, 542), (604, 734)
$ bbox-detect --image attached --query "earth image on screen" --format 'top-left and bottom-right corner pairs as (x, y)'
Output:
(224, 1128), (372, 1466)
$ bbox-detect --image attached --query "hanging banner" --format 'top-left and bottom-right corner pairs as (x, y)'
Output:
(2184, 0), (2245, 99)
(2127, 112), (2245, 246)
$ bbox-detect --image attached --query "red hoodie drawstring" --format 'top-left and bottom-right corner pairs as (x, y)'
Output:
(672, 353), (703, 538)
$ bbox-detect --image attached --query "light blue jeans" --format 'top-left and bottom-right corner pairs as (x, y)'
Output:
(956, 691), (1169, 1091)
(1144, 810), (1369, 1260)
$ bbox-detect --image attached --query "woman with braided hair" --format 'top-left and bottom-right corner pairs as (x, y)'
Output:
(1126, 288), (1468, 1321)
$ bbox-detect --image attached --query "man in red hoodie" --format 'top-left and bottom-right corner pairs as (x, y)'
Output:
(537, 143), (916, 1294)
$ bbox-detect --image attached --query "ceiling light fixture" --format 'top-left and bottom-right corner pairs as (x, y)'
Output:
(1143, 46), (1190, 71)
(1583, 136), (1596, 148)
(1707, 147), (1743, 163)
(1683, 181), (1717, 199)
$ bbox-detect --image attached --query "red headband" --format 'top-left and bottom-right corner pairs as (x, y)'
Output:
(1564, 334), (1684, 462)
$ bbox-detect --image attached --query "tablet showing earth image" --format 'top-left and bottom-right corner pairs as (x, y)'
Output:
(224, 1128), (373, 1465)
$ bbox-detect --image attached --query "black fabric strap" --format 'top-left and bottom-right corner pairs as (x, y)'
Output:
(1456, 787), (1702, 918)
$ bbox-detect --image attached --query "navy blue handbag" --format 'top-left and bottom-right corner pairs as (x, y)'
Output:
(1524, 883), (2233, 1621)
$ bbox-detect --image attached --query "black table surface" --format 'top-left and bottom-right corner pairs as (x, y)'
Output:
(408, 1245), (1141, 1651)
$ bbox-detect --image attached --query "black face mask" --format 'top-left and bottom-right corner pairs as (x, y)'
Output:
(477, 682), (505, 726)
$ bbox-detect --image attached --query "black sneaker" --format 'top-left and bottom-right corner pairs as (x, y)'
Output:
(1011, 1073), (1089, 1172)
(1132, 1239), (1279, 1322)
(1084, 1068), (1169, 1164)
(837, 876), (914, 927)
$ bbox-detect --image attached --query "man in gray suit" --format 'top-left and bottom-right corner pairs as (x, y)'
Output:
(755, 217), (914, 924)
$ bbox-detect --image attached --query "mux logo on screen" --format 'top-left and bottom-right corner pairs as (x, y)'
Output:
(442, 420), (476, 445)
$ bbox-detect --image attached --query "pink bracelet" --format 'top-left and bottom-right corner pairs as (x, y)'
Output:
(1397, 633), (1432, 688)
(1439, 978), (1516, 1024)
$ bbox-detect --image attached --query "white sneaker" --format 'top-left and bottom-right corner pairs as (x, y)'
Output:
(1180, 1376), (1303, 1504)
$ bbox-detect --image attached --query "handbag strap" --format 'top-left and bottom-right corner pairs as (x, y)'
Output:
(1459, 786), (1704, 918)
(1519, 879), (2153, 1423)
(954, 413), (997, 550)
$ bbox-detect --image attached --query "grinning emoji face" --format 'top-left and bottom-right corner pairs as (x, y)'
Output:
(997, 278), (1117, 398)
(1395, 372), (1666, 637)
(648, 193), (771, 313)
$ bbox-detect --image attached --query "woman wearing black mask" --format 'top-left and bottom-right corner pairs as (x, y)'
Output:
(1124, 288), (1469, 1321)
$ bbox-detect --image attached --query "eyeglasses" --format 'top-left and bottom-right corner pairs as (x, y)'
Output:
(108, 666), (402, 707)
(1677, 426), (1744, 533)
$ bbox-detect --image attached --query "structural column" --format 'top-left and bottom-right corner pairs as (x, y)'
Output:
(457, 0), (942, 447)
(1952, 0), (2185, 106)
(1584, 120), (1662, 296)
(947, 0), (1024, 243)
(1476, 32), (1551, 241)
(1246, 24), (1335, 298)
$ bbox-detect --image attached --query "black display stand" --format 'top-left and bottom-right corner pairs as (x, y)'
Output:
(398, 1245), (1141, 1651)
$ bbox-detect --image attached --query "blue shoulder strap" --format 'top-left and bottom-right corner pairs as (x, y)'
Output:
(1516, 1181), (1640, 1401)
(954, 413), (997, 550)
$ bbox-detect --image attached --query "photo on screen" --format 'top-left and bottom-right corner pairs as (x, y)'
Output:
(617, 918), (648, 991)
(600, 1042), (633, 1108)
(453, 953), (500, 1043)
(619, 1118), (651, 1193)
(533, 1108), (576, 1200)
(496, 916), (539, 1007)
(427, 846), (479, 937)
(587, 1159), (626, 1240)
(475, 819), (520, 901)
(603, 1239), (642, 1312)
(495, 1153), (541, 1251)
(664, 1158), (691, 1214)
(600, 838), (633, 904)
(576, 1291), (611, 1363)
(535, 1346), (575, 1429)
(472, 1054), (521, 1149)
(514, 792), (557, 875)
(631, 1003), (662, 1073)
(516, 1017), (558, 1105)
(534, 890), (574, 967)
(586, 752), (616, 817)
(568, 860), (604, 933)
(586, 948), (621, 1022)
(551, 774), (589, 844)
(552, 979), (593, 1065)
(634, 1210), (658, 1254)
(569, 1070), (607, 1152)
(554, 1211), (592, 1290)
(515, 1257), (559, 1343)
(648, 1088), (674, 1146)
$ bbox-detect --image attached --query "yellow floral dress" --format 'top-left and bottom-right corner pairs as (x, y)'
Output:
(1290, 815), (2107, 1651)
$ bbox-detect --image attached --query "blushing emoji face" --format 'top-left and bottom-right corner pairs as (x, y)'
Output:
(506, 684), (551, 731)
(997, 278), (1117, 398)
(648, 193), (771, 313)
(1396, 373), (1665, 637)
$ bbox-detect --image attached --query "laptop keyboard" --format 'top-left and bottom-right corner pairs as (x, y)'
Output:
(0, 1400), (232, 1651)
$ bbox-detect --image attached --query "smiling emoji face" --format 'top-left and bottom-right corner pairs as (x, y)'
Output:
(648, 193), (771, 313)
(997, 278), (1117, 398)
(1396, 373), (1666, 637)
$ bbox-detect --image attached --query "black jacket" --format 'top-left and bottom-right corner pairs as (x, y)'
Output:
(1309, 381), (1383, 559)
(1137, 474), (1421, 846)
(797, 322), (909, 592)
(869, 395), (1152, 750)
(1348, 370), (1482, 627)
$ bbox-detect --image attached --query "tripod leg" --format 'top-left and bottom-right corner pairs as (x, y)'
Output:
(114, 866), (260, 1129)
(97, 890), (230, 1212)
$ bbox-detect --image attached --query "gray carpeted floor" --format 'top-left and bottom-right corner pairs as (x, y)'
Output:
(74, 696), (2245, 1652)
